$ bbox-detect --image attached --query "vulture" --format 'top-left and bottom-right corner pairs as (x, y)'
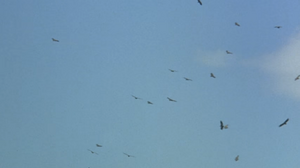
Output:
(87, 149), (98, 155)
(96, 144), (102, 147)
(220, 121), (228, 130)
(169, 69), (178, 72)
(274, 26), (282, 29)
(147, 101), (153, 104)
(123, 153), (135, 157)
(198, 0), (202, 5)
(52, 38), (59, 42)
(184, 77), (192, 81)
(235, 155), (239, 161)
(295, 75), (300, 81)
(210, 73), (216, 78)
(279, 118), (289, 127)
(226, 50), (233, 54)
(132, 95), (142, 100)
(167, 97), (177, 102)
(235, 22), (240, 26)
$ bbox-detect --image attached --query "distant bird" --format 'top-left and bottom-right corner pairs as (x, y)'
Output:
(96, 144), (102, 147)
(87, 149), (98, 155)
(183, 77), (192, 81)
(220, 121), (224, 130)
(295, 75), (300, 81)
(147, 101), (153, 104)
(167, 97), (177, 102)
(274, 26), (282, 29)
(169, 69), (178, 72)
(123, 153), (135, 157)
(132, 95), (142, 100)
(279, 118), (289, 127)
(226, 50), (233, 54)
(235, 22), (240, 26)
(198, 0), (202, 5)
(235, 155), (239, 161)
(210, 73), (216, 78)
(220, 121), (228, 130)
(52, 38), (59, 42)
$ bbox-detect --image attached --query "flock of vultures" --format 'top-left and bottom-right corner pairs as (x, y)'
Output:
(49, 0), (295, 165)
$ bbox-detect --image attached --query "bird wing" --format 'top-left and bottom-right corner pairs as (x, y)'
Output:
(220, 121), (224, 130)
(198, 0), (202, 5)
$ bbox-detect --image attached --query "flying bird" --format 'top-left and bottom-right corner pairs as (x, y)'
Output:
(235, 22), (240, 26)
(132, 95), (142, 100)
(123, 153), (135, 157)
(52, 38), (59, 42)
(274, 26), (282, 29)
(169, 69), (178, 72)
(147, 101), (153, 104)
(96, 144), (102, 147)
(183, 77), (192, 81)
(220, 121), (224, 130)
(220, 121), (228, 130)
(210, 73), (216, 78)
(295, 75), (300, 81)
(235, 155), (239, 161)
(198, 0), (202, 5)
(167, 97), (177, 102)
(279, 118), (289, 127)
(226, 50), (233, 54)
(87, 149), (98, 155)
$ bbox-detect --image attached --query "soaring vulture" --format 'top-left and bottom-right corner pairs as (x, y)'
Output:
(184, 77), (192, 81)
(167, 97), (177, 102)
(210, 73), (216, 78)
(279, 118), (289, 127)
(198, 0), (202, 5)
(52, 38), (59, 42)
(235, 22), (240, 26)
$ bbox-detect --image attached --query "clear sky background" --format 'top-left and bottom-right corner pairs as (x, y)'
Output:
(1, 0), (300, 168)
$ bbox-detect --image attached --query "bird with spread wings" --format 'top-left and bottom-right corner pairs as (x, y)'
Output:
(279, 118), (289, 127)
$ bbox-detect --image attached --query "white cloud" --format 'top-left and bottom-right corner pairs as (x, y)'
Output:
(261, 30), (300, 99)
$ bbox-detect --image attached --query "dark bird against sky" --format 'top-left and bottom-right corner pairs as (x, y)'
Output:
(220, 121), (228, 130)
(235, 155), (239, 161)
(235, 22), (240, 26)
(87, 149), (98, 155)
(52, 38), (59, 42)
(147, 101), (153, 104)
(210, 73), (216, 78)
(183, 77), (192, 81)
(96, 144), (102, 147)
(168, 69), (178, 72)
(274, 26), (282, 29)
(226, 50), (233, 54)
(198, 0), (202, 5)
(123, 153), (135, 157)
(132, 95), (142, 100)
(167, 97), (177, 102)
(279, 118), (289, 127)
(295, 75), (300, 81)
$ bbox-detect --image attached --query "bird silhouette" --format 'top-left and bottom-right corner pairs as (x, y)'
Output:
(220, 121), (224, 130)
(274, 26), (282, 29)
(235, 155), (239, 161)
(210, 73), (216, 78)
(147, 101), (153, 104)
(183, 77), (192, 81)
(87, 149), (98, 155)
(167, 97), (177, 102)
(96, 144), (102, 147)
(132, 95), (142, 100)
(52, 38), (59, 42)
(198, 0), (202, 5)
(226, 50), (233, 54)
(169, 69), (178, 72)
(123, 153), (135, 157)
(279, 118), (289, 127)
(295, 75), (300, 81)
(235, 22), (240, 26)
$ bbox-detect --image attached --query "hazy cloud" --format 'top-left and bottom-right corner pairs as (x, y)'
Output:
(261, 30), (300, 99)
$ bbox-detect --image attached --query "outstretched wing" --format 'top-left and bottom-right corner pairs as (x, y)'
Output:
(198, 0), (202, 5)
(279, 118), (289, 127)
(220, 121), (224, 130)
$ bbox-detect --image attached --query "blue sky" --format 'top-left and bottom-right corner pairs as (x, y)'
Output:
(1, 0), (300, 168)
